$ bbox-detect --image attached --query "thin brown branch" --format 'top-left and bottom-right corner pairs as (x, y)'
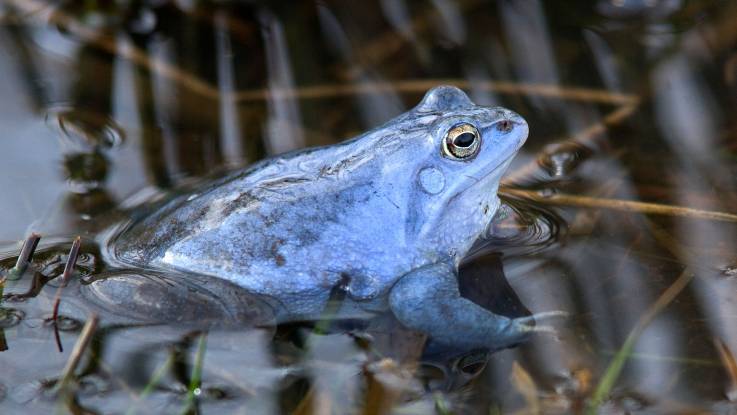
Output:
(231, 79), (639, 105)
(502, 188), (737, 223)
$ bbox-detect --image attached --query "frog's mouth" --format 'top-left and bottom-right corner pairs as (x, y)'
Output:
(454, 156), (516, 199)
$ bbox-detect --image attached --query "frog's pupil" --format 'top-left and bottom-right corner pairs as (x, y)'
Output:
(454, 132), (476, 148)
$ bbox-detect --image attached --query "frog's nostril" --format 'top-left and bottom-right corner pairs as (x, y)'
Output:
(496, 120), (513, 133)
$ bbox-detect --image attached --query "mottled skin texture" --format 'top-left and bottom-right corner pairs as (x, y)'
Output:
(114, 86), (530, 350)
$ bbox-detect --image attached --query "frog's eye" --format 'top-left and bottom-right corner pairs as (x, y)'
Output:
(442, 123), (481, 160)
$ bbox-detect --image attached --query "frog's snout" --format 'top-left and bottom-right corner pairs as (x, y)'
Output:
(506, 111), (529, 150)
(507, 110), (530, 148)
(490, 107), (528, 146)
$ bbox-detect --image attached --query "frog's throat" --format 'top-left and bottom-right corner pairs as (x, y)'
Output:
(445, 156), (514, 207)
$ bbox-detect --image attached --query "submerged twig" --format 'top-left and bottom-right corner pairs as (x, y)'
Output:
(51, 237), (82, 352)
(57, 314), (99, 393)
(0, 276), (5, 306)
(52, 288), (64, 353)
(587, 269), (694, 412)
(501, 188), (737, 223)
(7, 232), (41, 280)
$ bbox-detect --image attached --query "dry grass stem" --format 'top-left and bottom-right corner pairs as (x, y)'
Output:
(588, 269), (694, 411)
(232, 79), (639, 105)
(57, 313), (99, 391)
(511, 361), (540, 415)
(714, 338), (737, 400)
(502, 188), (737, 223)
(8, 232), (40, 279)
(61, 236), (81, 285)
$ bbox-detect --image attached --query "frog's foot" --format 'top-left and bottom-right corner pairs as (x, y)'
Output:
(389, 262), (546, 351)
(511, 310), (569, 334)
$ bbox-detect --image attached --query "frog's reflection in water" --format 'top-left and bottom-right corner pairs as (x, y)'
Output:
(81, 253), (534, 392)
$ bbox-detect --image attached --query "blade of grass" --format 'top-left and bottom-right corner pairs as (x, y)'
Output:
(433, 392), (452, 415)
(126, 353), (175, 415)
(181, 332), (207, 415)
(587, 269), (693, 412)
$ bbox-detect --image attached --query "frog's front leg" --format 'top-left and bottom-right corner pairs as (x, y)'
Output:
(389, 262), (533, 351)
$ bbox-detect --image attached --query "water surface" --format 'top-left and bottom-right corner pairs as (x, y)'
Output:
(2, 1), (737, 413)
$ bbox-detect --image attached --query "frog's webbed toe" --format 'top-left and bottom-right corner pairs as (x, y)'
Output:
(388, 262), (563, 351)
(80, 270), (276, 327)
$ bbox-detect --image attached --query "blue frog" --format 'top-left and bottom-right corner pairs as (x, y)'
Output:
(110, 86), (542, 350)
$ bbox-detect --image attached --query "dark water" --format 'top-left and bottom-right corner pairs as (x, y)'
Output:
(2, 0), (737, 413)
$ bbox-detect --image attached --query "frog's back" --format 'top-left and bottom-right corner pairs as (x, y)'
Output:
(113, 134), (417, 311)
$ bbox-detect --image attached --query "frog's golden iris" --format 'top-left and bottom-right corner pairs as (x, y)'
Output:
(443, 123), (480, 160)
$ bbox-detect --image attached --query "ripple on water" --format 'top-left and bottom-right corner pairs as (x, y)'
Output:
(43, 315), (82, 332)
(537, 141), (593, 179)
(0, 308), (25, 328)
(721, 265), (737, 277)
(47, 107), (125, 150)
(475, 198), (566, 257)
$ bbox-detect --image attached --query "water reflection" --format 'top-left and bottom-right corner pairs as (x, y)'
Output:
(1, 0), (737, 413)
(1, 237), (541, 412)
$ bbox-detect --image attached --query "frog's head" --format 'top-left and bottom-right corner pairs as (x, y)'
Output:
(395, 86), (528, 262)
